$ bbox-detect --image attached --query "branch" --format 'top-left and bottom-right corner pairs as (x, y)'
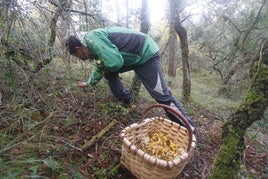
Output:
(241, 0), (267, 45)
(222, 15), (241, 33)
(48, 0), (95, 19)
(69, 9), (95, 19)
(32, 6), (62, 73)
(81, 119), (117, 151)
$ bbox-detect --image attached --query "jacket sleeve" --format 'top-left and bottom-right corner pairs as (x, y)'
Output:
(86, 63), (104, 87)
(85, 30), (124, 72)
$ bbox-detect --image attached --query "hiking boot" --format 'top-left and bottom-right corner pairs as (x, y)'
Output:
(122, 98), (133, 108)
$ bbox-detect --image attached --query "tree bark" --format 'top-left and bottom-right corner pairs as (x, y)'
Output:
(169, 0), (191, 102)
(167, 30), (177, 77)
(209, 40), (268, 178)
(167, 9), (178, 77)
(33, 5), (63, 73)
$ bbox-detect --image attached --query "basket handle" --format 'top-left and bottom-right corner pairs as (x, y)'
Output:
(141, 104), (193, 152)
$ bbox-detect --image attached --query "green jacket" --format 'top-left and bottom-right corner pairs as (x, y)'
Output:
(82, 26), (159, 86)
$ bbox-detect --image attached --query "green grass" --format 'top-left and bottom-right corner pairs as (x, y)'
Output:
(144, 70), (243, 119)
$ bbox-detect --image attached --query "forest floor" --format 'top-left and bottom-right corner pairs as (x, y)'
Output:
(0, 87), (267, 178)
(0, 65), (267, 178)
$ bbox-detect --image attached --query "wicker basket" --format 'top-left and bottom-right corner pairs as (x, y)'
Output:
(120, 104), (196, 179)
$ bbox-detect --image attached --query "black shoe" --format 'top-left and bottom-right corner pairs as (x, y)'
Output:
(166, 111), (195, 132)
(122, 98), (133, 108)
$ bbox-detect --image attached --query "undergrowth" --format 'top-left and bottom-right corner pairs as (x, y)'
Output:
(0, 58), (266, 178)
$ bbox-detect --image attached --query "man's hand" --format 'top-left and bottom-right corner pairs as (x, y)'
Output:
(78, 82), (87, 87)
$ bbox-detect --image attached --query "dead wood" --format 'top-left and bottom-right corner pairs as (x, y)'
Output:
(81, 119), (117, 151)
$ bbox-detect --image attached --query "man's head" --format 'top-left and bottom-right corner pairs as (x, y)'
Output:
(66, 35), (96, 60)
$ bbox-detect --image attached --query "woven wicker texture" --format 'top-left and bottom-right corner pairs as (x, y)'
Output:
(120, 104), (196, 179)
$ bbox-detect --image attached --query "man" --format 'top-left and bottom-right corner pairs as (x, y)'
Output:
(66, 26), (195, 131)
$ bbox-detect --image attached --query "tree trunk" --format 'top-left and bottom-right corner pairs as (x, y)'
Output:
(59, 0), (71, 45)
(209, 40), (268, 178)
(167, 30), (177, 77)
(33, 4), (63, 73)
(177, 26), (191, 102)
(167, 15), (178, 77)
(217, 55), (252, 96)
(169, 0), (191, 102)
(130, 0), (150, 97)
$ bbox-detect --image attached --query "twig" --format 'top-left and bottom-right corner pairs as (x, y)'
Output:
(111, 162), (122, 173)
(60, 139), (83, 152)
(39, 112), (54, 149)
(246, 153), (268, 158)
(200, 158), (208, 179)
(81, 119), (117, 151)
(0, 112), (53, 154)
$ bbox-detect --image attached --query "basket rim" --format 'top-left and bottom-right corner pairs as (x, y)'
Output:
(141, 104), (194, 151)
(120, 117), (197, 168)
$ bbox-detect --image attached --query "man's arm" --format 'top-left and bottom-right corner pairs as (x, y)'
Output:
(86, 63), (104, 87)
(77, 63), (104, 88)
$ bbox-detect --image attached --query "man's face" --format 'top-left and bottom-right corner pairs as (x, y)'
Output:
(73, 46), (91, 60)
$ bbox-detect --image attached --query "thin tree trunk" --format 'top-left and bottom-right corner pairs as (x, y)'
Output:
(209, 40), (268, 178)
(130, 0), (150, 97)
(167, 22), (178, 77)
(169, 0), (191, 102)
(59, 0), (71, 45)
(33, 6), (62, 73)
(176, 26), (191, 102)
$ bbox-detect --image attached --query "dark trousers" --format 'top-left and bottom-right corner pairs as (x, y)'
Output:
(104, 54), (195, 129)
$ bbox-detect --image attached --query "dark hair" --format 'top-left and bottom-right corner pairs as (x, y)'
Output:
(66, 35), (82, 55)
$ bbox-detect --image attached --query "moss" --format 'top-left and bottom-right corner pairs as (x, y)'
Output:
(208, 127), (242, 179)
(209, 61), (268, 178)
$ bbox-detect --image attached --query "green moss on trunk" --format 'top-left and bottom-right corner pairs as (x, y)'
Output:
(209, 51), (268, 178)
(208, 127), (242, 178)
